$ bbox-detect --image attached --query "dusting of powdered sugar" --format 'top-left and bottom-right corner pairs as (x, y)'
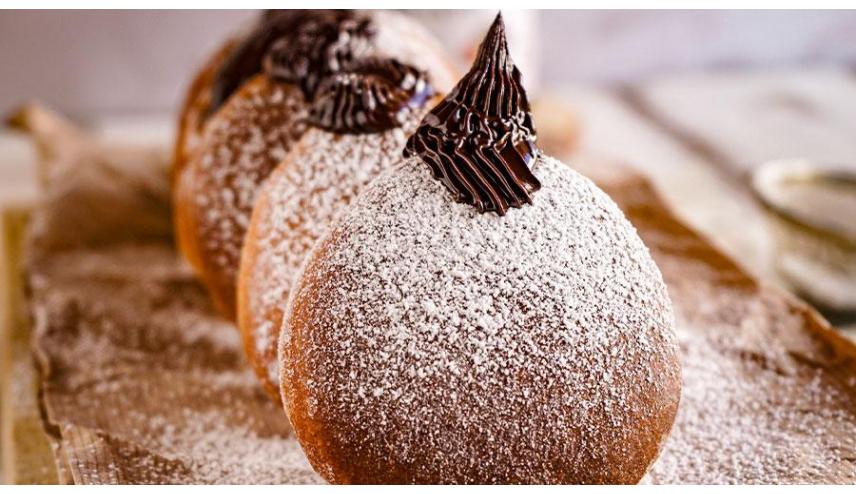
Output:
(240, 116), (421, 398)
(280, 155), (682, 483)
(641, 283), (856, 484)
(190, 78), (307, 286)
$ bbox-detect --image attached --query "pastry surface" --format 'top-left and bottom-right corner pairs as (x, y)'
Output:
(172, 37), (239, 186)
(174, 76), (306, 318)
(238, 115), (424, 401)
(281, 156), (682, 483)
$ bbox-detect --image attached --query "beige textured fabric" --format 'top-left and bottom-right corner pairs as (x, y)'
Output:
(29, 244), (321, 484)
(22, 133), (856, 482)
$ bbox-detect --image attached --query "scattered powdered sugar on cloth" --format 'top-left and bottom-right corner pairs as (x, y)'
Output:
(29, 244), (321, 484)
(642, 276), (856, 484)
(280, 155), (682, 483)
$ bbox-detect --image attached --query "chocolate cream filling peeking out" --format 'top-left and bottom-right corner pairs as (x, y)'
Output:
(404, 13), (541, 215)
(207, 9), (434, 135)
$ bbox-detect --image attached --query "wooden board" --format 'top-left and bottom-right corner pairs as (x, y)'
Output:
(1, 206), (60, 484)
(620, 68), (856, 333)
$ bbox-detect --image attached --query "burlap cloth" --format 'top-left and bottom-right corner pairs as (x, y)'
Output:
(20, 112), (856, 483)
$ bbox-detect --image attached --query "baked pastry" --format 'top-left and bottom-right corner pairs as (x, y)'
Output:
(173, 10), (455, 319)
(280, 15), (682, 484)
(238, 60), (441, 401)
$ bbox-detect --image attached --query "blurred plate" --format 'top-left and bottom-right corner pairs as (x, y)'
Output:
(752, 159), (856, 316)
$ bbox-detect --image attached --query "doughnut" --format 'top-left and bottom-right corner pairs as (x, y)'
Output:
(279, 15), (681, 484)
(174, 75), (307, 316)
(172, 10), (456, 319)
(237, 53), (443, 401)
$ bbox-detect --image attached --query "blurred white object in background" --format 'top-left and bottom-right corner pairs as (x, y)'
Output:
(752, 159), (856, 313)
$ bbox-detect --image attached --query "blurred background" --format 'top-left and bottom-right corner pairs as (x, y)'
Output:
(2, 10), (856, 117)
(1, 9), (855, 323)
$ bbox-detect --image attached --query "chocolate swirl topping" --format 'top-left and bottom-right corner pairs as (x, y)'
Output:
(308, 58), (433, 134)
(206, 9), (433, 135)
(262, 11), (374, 99)
(208, 10), (371, 116)
(404, 13), (541, 215)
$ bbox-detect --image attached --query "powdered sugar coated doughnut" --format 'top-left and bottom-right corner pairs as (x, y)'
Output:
(280, 155), (681, 483)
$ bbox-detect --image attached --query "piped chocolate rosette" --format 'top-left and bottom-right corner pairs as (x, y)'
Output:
(263, 14), (434, 134)
(261, 11), (374, 100)
(172, 10), (453, 323)
(405, 13), (540, 215)
(308, 58), (434, 134)
(207, 10), (370, 117)
(212, 9), (434, 131)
